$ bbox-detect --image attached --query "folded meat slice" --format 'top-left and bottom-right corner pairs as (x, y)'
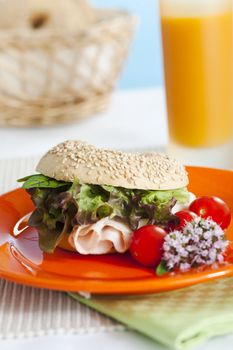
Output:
(68, 217), (132, 255)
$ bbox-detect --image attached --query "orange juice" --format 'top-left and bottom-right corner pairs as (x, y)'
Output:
(160, 0), (233, 147)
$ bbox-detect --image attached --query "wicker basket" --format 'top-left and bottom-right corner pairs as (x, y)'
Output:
(0, 9), (136, 126)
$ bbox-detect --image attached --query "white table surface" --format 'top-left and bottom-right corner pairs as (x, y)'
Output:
(0, 87), (232, 350)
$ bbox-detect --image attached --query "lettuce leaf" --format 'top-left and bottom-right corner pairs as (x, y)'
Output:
(74, 184), (112, 224)
(101, 185), (131, 218)
(77, 184), (108, 213)
(140, 187), (189, 205)
(28, 189), (78, 253)
(126, 193), (179, 230)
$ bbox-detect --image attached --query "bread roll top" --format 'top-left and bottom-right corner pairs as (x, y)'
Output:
(36, 140), (188, 190)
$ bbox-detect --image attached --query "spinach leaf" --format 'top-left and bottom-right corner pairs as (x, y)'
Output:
(18, 174), (70, 189)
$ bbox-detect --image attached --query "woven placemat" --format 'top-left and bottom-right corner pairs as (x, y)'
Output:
(0, 156), (124, 339)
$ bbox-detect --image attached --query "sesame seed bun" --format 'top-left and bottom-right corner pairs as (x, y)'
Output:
(36, 140), (188, 190)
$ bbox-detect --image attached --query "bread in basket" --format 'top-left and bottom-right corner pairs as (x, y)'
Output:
(0, 0), (136, 126)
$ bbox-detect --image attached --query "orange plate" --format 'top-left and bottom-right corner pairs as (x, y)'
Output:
(0, 166), (233, 295)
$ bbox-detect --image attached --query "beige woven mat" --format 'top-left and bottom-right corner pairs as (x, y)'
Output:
(0, 156), (124, 339)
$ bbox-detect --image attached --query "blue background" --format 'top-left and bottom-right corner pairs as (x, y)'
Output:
(91, 0), (163, 89)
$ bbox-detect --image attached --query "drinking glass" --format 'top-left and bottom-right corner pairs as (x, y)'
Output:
(159, 0), (233, 148)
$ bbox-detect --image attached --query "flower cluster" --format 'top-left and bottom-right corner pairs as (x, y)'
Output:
(162, 217), (228, 272)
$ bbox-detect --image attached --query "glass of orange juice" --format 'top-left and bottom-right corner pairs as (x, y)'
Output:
(160, 0), (233, 148)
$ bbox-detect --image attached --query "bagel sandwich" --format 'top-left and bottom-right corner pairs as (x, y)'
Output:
(18, 140), (192, 255)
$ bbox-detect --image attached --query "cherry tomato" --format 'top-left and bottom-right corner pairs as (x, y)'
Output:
(169, 210), (198, 231)
(189, 196), (231, 229)
(129, 225), (166, 267)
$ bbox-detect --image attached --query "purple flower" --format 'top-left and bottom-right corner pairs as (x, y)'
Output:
(161, 217), (228, 272)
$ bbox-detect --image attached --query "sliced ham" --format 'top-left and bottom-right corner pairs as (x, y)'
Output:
(68, 217), (132, 255)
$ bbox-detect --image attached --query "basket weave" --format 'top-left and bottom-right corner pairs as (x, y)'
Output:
(0, 9), (136, 126)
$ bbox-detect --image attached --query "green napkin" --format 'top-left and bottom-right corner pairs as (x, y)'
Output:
(69, 277), (233, 350)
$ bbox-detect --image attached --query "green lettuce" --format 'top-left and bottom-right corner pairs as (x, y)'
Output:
(140, 187), (189, 205)
(101, 185), (132, 218)
(20, 174), (189, 253)
(72, 182), (113, 224)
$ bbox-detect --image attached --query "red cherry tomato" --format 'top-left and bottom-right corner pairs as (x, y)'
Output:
(129, 225), (166, 267)
(189, 196), (231, 229)
(170, 210), (198, 231)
